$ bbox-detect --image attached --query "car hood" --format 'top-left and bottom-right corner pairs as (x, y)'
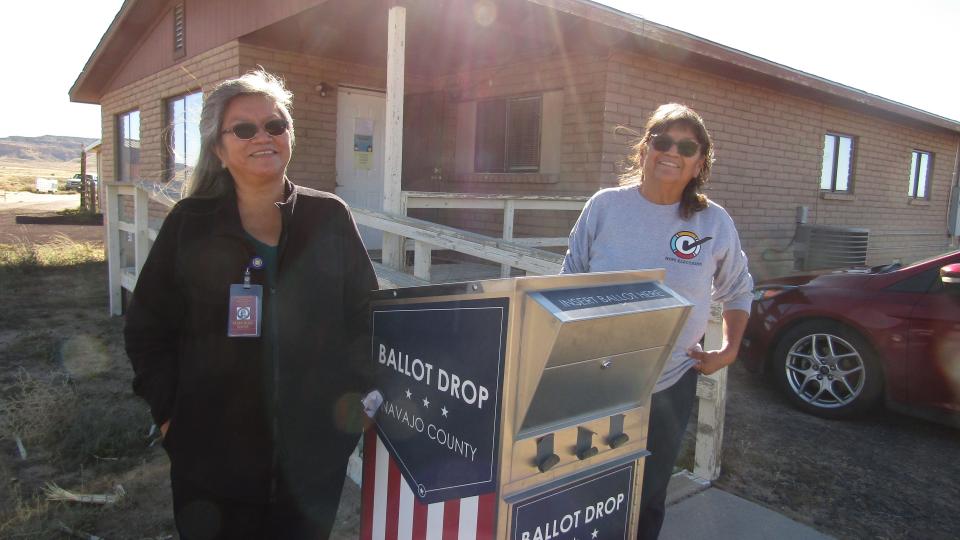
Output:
(757, 268), (877, 289)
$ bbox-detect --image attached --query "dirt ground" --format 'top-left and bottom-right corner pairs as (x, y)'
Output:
(716, 364), (960, 539)
(0, 192), (104, 245)
(2, 194), (959, 539)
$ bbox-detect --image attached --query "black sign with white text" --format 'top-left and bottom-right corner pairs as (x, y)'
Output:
(371, 298), (508, 504)
(510, 463), (635, 540)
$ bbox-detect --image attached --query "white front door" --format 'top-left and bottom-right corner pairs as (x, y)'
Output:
(336, 88), (386, 250)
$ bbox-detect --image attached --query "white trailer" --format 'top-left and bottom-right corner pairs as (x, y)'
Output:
(35, 178), (59, 193)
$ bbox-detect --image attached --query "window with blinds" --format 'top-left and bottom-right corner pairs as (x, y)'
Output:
(173, 3), (185, 59)
(475, 95), (541, 172)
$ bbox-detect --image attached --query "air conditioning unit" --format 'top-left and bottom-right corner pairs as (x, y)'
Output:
(794, 225), (869, 271)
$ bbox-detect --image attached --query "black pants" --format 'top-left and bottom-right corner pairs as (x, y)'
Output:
(637, 368), (699, 540)
(171, 466), (347, 540)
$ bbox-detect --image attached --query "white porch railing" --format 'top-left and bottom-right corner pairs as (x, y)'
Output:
(402, 191), (586, 278)
(104, 182), (728, 482)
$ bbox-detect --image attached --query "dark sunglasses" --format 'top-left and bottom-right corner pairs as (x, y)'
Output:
(221, 118), (289, 140)
(650, 134), (700, 157)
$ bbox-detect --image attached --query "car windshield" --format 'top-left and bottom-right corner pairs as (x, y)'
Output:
(902, 250), (960, 270)
(870, 263), (902, 274)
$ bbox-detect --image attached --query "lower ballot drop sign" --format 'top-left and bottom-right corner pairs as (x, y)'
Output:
(371, 298), (508, 504)
(511, 463), (635, 540)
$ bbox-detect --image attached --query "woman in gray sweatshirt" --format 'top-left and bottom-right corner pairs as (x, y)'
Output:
(562, 103), (754, 540)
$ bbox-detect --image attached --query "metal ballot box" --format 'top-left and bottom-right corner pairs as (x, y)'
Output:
(360, 271), (691, 539)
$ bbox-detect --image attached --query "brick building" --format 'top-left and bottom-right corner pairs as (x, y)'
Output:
(70, 0), (960, 282)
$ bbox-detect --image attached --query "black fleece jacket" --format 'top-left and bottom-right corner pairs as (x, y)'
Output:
(124, 180), (378, 502)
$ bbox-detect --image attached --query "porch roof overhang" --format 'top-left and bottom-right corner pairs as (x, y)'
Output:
(71, 0), (960, 134)
(547, 0), (960, 134)
(70, 0), (163, 104)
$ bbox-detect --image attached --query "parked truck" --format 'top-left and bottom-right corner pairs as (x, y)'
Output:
(65, 173), (96, 191)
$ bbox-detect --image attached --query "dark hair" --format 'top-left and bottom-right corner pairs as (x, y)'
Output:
(187, 69), (295, 198)
(620, 103), (715, 218)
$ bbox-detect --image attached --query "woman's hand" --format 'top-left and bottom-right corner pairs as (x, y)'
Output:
(160, 420), (170, 438)
(689, 346), (738, 375)
(361, 390), (384, 419)
(689, 309), (749, 375)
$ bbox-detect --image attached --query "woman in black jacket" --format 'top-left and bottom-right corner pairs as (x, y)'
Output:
(124, 70), (378, 539)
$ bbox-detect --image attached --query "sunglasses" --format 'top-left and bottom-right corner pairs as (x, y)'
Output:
(221, 118), (289, 140)
(650, 134), (700, 157)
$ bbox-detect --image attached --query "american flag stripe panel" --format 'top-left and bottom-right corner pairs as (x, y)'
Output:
(361, 429), (497, 539)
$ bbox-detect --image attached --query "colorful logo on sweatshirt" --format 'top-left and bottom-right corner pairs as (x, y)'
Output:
(670, 231), (712, 260)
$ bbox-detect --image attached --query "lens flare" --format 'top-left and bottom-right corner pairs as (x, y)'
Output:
(473, 0), (497, 27)
(937, 330), (960, 404)
(60, 335), (110, 378)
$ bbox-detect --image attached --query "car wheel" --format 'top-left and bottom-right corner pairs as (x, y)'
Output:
(772, 320), (883, 418)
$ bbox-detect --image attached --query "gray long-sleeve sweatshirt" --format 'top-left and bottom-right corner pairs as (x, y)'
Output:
(561, 185), (754, 392)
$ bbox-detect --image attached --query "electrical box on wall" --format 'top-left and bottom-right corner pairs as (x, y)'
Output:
(949, 186), (960, 236)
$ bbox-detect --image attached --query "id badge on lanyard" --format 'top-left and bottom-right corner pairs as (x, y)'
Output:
(227, 258), (264, 338)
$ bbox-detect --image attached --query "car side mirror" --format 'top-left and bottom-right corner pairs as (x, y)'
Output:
(940, 263), (960, 285)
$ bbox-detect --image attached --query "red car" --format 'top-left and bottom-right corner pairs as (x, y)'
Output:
(740, 250), (960, 422)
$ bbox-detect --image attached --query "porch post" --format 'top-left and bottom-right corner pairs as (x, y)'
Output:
(105, 183), (122, 315)
(382, 4), (406, 270)
(693, 303), (727, 481)
(80, 146), (87, 210)
(133, 185), (150, 275)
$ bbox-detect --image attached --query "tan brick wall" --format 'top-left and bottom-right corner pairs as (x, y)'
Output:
(426, 52), (609, 239)
(437, 52), (610, 194)
(237, 44), (395, 192)
(97, 38), (959, 280)
(101, 42), (243, 188)
(101, 41), (417, 194)
(601, 52), (959, 279)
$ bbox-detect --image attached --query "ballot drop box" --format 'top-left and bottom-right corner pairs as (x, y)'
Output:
(360, 271), (691, 539)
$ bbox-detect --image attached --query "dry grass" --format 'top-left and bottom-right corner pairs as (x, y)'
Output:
(0, 485), (50, 533)
(0, 158), (79, 193)
(0, 369), (76, 450)
(0, 235), (104, 268)
(0, 236), (164, 538)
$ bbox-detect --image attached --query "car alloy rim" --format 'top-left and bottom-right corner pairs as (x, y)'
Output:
(784, 333), (866, 409)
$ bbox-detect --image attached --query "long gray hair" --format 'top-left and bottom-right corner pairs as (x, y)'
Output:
(187, 69), (295, 198)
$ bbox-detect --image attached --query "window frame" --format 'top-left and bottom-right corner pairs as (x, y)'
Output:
(164, 90), (203, 184)
(908, 150), (933, 200)
(116, 109), (141, 183)
(820, 132), (856, 193)
(474, 94), (542, 173)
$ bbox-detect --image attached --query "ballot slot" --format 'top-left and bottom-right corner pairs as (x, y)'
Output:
(514, 281), (691, 441)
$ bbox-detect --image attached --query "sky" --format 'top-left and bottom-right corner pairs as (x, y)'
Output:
(1, 0), (958, 139)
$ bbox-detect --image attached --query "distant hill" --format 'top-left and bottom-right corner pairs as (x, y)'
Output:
(0, 135), (98, 162)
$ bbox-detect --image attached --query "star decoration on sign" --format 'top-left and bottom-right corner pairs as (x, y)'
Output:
(422, 396), (430, 408)
(405, 388), (412, 399)
(591, 529), (598, 538)
(441, 406), (448, 418)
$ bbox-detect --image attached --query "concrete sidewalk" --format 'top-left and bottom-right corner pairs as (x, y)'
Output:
(340, 460), (834, 539)
(661, 472), (833, 540)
